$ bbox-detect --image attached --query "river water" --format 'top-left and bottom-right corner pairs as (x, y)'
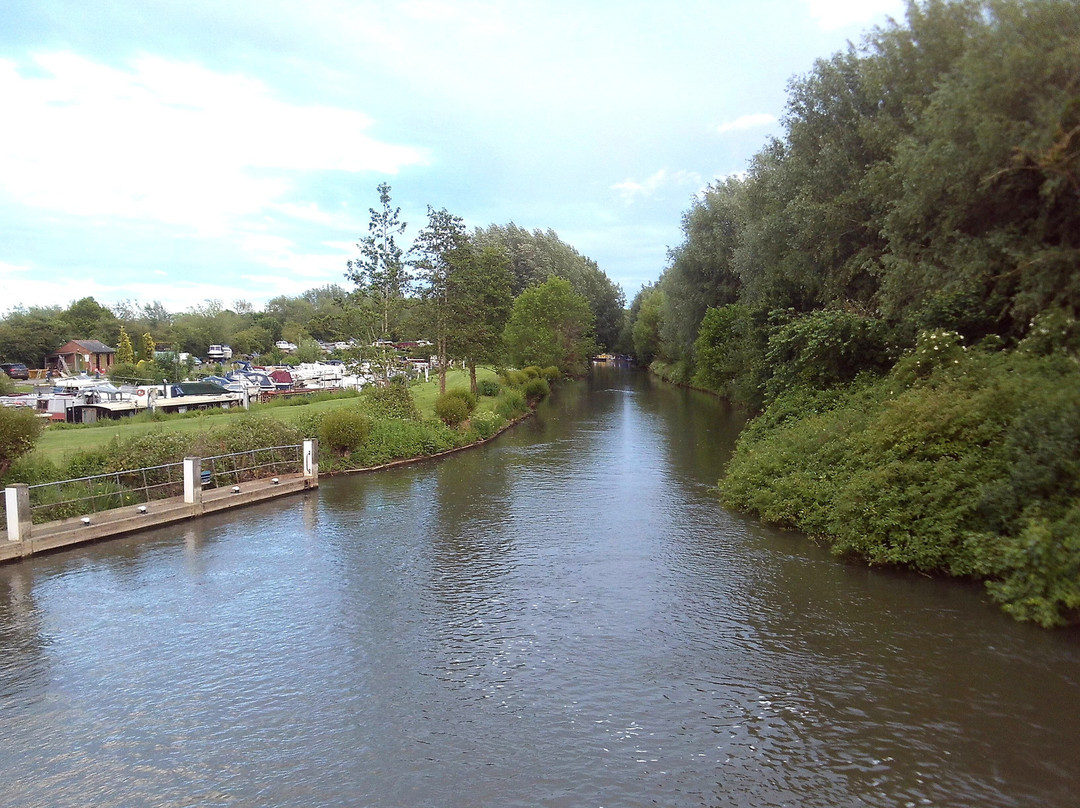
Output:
(1, 366), (1077, 807)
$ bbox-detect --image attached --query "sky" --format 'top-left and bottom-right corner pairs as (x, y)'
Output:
(0, 0), (907, 316)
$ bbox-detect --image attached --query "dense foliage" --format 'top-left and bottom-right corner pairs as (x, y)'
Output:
(624, 0), (1080, 625)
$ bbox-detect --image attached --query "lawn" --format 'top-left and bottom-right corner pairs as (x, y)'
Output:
(31, 367), (500, 463)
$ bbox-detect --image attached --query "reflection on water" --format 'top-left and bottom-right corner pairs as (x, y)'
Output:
(0, 366), (1077, 807)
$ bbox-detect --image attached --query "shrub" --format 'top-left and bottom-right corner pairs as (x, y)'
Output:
(719, 347), (1080, 627)
(319, 409), (372, 456)
(541, 366), (561, 381)
(361, 382), (421, 421)
(434, 394), (470, 428)
(469, 410), (504, 440)
(0, 406), (44, 478)
(443, 387), (477, 412)
(476, 378), (501, 397)
(501, 369), (528, 387)
(522, 377), (550, 400)
(522, 366), (542, 379)
(495, 387), (527, 419)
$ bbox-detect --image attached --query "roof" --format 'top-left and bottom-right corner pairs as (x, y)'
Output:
(49, 339), (115, 354)
(72, 340), (115, 353)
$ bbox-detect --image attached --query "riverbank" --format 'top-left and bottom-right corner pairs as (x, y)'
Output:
(715, 344), (1080, 628)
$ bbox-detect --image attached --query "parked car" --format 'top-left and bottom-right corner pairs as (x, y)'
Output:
(1, 362), (30, 380)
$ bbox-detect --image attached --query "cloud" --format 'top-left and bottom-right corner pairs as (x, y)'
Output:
(0, 54), (428, 235)
(800, 0), (905, 31)
(612, 169), (702, 204)
(716, 113), (777, 135)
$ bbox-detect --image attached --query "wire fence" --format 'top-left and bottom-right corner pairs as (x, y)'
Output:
(202, 445), (303, 488)
(21, 445), (303, 525)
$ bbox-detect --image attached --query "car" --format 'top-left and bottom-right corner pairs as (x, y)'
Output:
(1, 362), (30, 380)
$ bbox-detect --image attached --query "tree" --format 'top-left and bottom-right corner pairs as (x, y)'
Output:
(448, 244), (515, 393)
(412, 206), (470, 393)
(346, 182), (409, 339)
(140, 332), (156, 362)
(0, 406), (43, 479)
(503, 276), (596, 375)
(116, 327), (135, 364)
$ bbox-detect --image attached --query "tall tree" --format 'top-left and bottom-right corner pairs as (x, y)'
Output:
(503, 276), (596, 375)
(346, 182), (409, 340)
(412, 206), (470, 393)
(448, 244), (515, 393)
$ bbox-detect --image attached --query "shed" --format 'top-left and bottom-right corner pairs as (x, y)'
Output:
(47, 340), (116, 375)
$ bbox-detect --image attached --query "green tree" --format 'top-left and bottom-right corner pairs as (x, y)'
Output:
(140, 332), (156, 362)
(346, 182), (409, 340)
(412, 206), (471, 393)
(116, 326), (135, 364)
(503, 276), (596, 375)
(447, 244), (515, 393)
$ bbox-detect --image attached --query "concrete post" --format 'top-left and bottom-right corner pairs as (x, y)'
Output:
(303, 439), (318, 482)
(183, 457), (203, 506)
(5, 484), (32, 542)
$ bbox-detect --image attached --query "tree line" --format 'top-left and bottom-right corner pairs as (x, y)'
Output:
(0, 191), (624, 386)
(623, 0), (1080, 626)
(626, 0), (1078, 407)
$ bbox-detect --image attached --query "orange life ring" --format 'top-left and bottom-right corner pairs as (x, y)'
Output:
(137, 389), (146, 397)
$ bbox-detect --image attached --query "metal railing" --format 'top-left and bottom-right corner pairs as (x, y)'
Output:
(23, 445), (303, 524)
(202, 444), (302, 487)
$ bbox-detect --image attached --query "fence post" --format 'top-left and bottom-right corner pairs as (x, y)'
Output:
(303, 439), (318, 482)
(5, 484), (32, 542)
(183, 457), (203, 510)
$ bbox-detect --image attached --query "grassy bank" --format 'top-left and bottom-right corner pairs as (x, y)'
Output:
(718, 339), (1080, 628)
(5, 367), (551, 489)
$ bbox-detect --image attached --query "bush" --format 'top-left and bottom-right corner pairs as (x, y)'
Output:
(443, 387), (477, 412)
(361, 382), (421, 421)
(541, 366), (561, 381)
(476, 378), (501, 397)
(495, 387), (528, 419)
(522, 377), (550, 400)
(319, 409), (372, 456)
(522, 366), (542, 379)
(434, 394), (470, 428)
(501, 369), (528, 387)
(0, 406), (44, 478)
(469, 410), (504, 440)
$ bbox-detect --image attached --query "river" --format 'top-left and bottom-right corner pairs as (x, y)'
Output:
(1, 365), (1077, 807)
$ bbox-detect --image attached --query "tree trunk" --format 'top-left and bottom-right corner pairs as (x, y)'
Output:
(469, 361), (477, 395)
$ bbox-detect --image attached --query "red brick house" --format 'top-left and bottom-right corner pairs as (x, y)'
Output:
(47, 340), (116, 375)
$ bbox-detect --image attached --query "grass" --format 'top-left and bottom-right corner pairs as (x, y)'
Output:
(30, 368), (500, 463)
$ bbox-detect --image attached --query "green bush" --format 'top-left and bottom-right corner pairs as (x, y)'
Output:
(495, 387), (528, 419)
(501, 369), (528, 387)
(541, 366), (561, 381)
(0, 406), (44, 479)
(719, 348), (1080, 627)
(319, 409), (372, 456)
(352, 418), (461, 466)
(443, 387), (478, 412)
(522, 377), (550, 400)
(434, 394), (470, 428)
(476, 378), (502, 397)
(523, 366), (542, 379)
(469, 410), (504, 440)
(361, 382), (421, 421)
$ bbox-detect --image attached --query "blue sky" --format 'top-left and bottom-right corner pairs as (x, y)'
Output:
(0, 0), (905, 314)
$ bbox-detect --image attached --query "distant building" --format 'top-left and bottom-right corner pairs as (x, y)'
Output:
(47, 340), (116, 375)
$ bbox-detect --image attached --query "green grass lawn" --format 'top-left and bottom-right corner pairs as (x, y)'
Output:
(31, 367), (499, 463)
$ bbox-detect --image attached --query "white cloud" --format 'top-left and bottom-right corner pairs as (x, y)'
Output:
(716, 113), (777, 135)
(612, 169), (702, 204)
(800, 0), (905, 31)
(0, 54), (428, 236)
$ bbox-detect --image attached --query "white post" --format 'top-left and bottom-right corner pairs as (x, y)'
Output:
(183, 457), (202, 505)
(303, 439), (318, 482)
(5, 484), (31, 542)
